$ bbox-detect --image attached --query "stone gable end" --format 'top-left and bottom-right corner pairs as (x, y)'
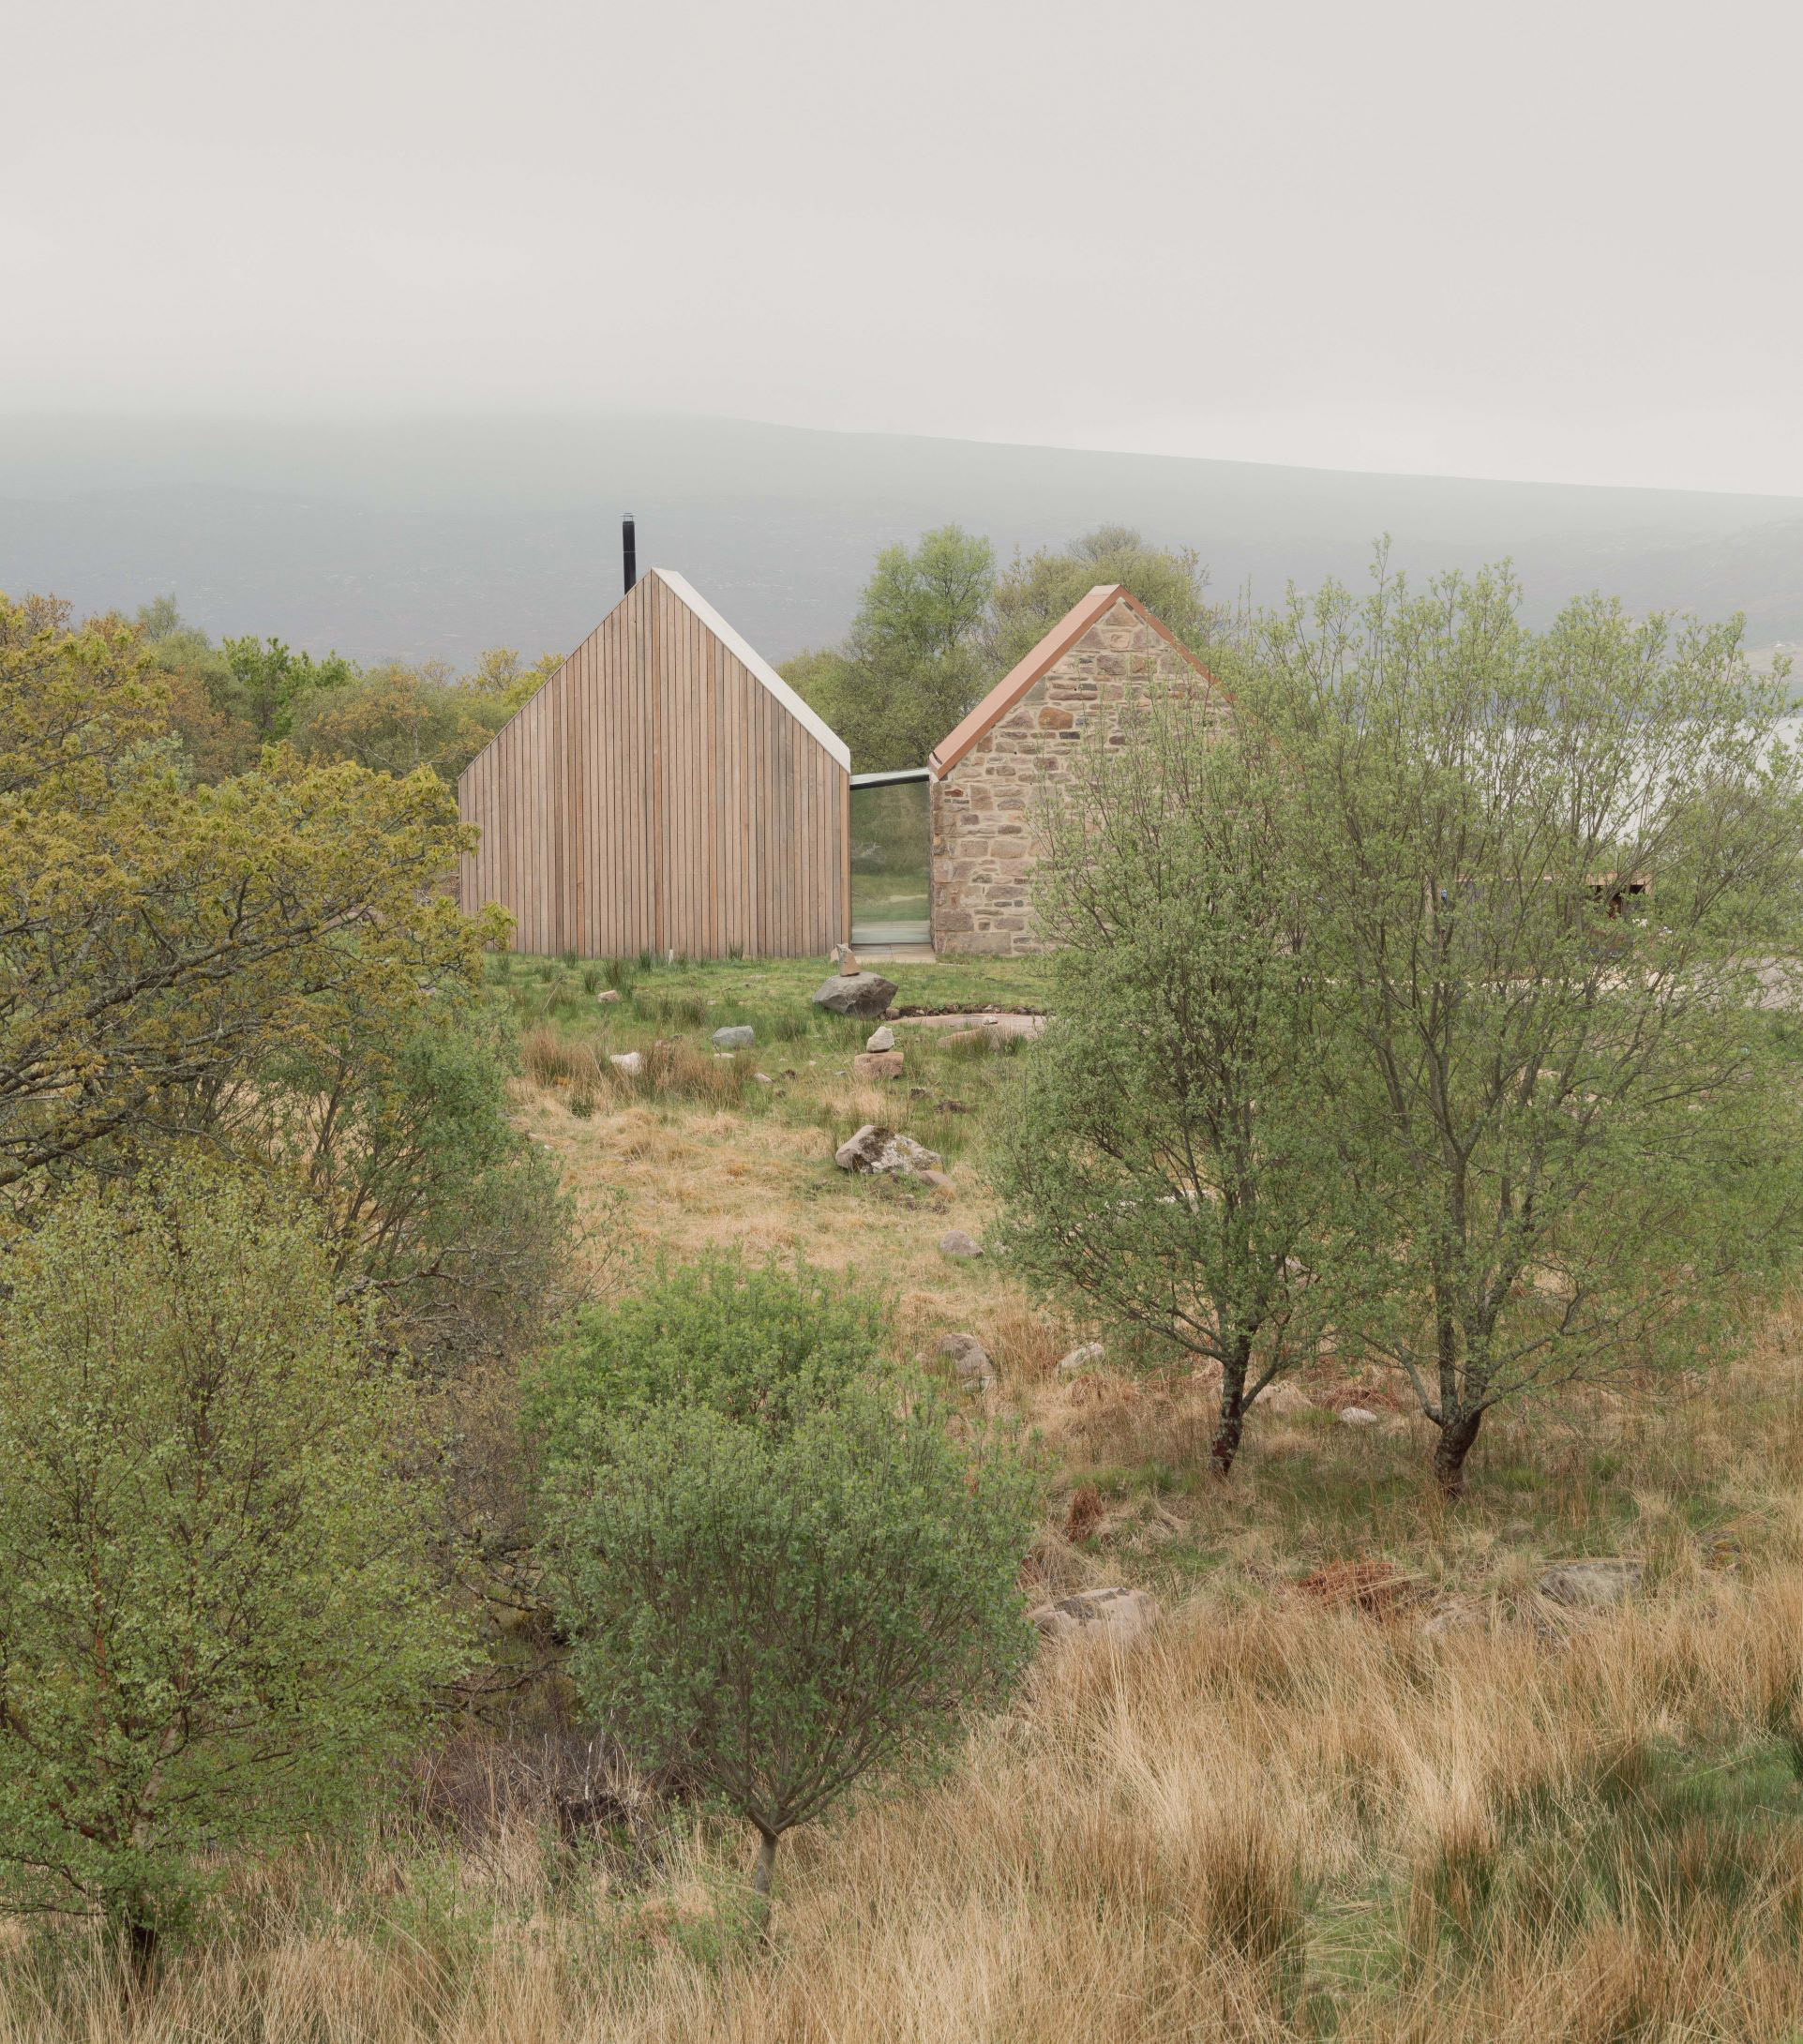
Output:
(930, 595), (1215, 956)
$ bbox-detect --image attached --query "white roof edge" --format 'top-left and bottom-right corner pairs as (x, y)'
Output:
(651, 567), (851, 772)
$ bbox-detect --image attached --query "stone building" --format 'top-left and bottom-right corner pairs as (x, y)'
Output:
(925, 584), (1223, 957)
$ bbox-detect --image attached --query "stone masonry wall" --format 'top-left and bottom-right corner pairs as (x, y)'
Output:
(931, 597), (1218, 957)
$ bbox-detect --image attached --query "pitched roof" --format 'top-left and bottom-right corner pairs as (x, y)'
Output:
(458, 567), (851, 785)
(652, 568), (850, 771)
(927, 583), (1219, 779)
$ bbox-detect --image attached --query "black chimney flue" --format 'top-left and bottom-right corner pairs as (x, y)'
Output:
(622, 515), (638, 594)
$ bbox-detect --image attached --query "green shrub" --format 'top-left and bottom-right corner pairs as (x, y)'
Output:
(527, 1254), (886, 1462)
(0, 1167), (462, 1969)
(543, 1387), (1034, 1931)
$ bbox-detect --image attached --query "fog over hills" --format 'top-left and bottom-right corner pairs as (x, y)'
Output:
(4, 413), (1801, 669)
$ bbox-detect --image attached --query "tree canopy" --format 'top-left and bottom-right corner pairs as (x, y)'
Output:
(787, 524), (1216, 773)
(0, 1166), (459, 1963)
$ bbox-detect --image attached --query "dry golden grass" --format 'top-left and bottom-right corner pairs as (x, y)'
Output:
(8, 1564), (1803, 2042)
(12, 1024), (1803, 2040)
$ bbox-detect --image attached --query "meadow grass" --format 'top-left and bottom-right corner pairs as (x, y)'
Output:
(9, 952), (1803, 2040)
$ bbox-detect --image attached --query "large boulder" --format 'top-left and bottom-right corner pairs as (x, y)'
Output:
(938, 1228), (984, 1260)
(813, 972), (899, 1019)
(1029, 1586), (1160, 1646)
(834, 1123), (942, 1176)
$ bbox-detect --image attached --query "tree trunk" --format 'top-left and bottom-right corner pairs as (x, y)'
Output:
(1433, 1408), (1483, 1499)
(750, 1826), (779, 1945)
(123, 1916), (158, 1989)
(1210, 1352), (1249, 1480)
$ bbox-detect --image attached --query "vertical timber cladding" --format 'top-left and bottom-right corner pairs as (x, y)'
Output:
(927, 584), (1226, 958)
(457, 568), (851, 959)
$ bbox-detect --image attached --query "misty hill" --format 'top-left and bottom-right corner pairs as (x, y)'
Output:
(4, 413), (1801, 668)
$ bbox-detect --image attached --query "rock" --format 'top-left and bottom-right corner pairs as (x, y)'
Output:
(864, 1024), (896, 1052)
(609, 1051), (643, 1076)
(938, 1099), (971, 1115)
(1029, 1586), (1160, 1646)
(1339, 1405), (1382, 1427)
(1537, 1559), (1642, 1609)
(1258, 1381), (1314, 1416)
(939, 1229), (984, 1259)
(937, 1331), (994, 1390)
(813, 972), (899, 1018)
(909, 1085), (929, 1100)
(753, 1072), (773, 1084)
(1056, 1341), (1106, 1378)
(830, 941), (861, 975)
(595, 987), (623, 1003)
(852, 1049), (906, 1082)
(712, 1024), (756, 1049)
(918, 1168), (954, 1194)
(834, 1123), (943, 1176)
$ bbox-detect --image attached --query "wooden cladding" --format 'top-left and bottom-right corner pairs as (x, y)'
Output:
(458, 571), (849, 959)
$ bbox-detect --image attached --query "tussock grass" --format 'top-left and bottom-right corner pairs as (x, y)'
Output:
(8, 1572), (1803, 2040)
(14, 955), (1803, 2037)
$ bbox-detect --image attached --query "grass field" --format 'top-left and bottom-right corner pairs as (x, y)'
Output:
(8, 950), (1803, 2042)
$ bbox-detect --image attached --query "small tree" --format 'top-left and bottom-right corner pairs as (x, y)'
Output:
(544, 1393), (1033, 1931)
(785, 526), (995, 772)
(532, 1257), (1035, 1932)
(986, 525), (1219, 676)
(0, 1167), (460, 1966)
(1268, 562), (1803, 1494)
(998, 695), (1362, 1476)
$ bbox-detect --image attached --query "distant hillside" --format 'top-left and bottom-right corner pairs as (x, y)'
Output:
(4, 413), (1801, 667)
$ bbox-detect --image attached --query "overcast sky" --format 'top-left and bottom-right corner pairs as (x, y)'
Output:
(8, 0), (1799, 495)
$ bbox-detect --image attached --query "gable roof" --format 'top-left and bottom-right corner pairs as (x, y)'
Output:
(927, 583), (1220, 779)
(652, 568), (849, 771)
(457, 567), (850, 786)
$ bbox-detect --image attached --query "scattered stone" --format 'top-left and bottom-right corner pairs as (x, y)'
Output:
(1056, 1341), (1106, 1378)
(864, 1024), (896, 1052)
(937, 1331), (994, 1390)
(1258, 1381), (1314, 1416)
(834, 1123), (943, 1176)
(1029, 1586), (1160, 1646)
(1339, 1405), (1382, 1427)
(782, 1068), (798, 1080)
(812, 972), (899, 1018)
(938, 1229), (983, 1259)
(852, 1049), (906, 1082)
(609, 1051), (643, 1076)
(595, 987), (623, 1003)
(1537, 1559), (1643, 1609)
(909, 1085), (929, 1100)
(712, 1024), (756, 1049)
(753, 1072), (773, 1084)
(917, 1168), (954, 1194)
(938, 1099), (971, 1115)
